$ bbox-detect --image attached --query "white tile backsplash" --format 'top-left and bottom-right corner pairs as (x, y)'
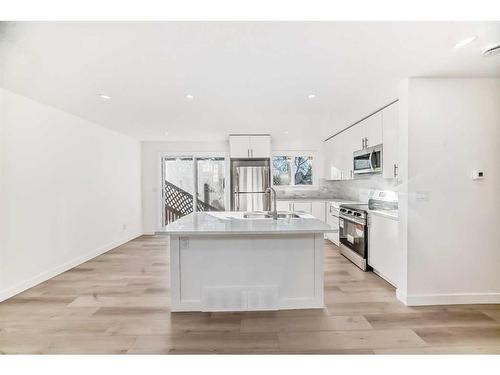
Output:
(277, 174), (397, 203)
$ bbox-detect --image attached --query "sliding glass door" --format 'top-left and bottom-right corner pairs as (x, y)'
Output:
(196, 157), (226, 211)
(162, 156), (195, 225)
(162, 155), (228, 226)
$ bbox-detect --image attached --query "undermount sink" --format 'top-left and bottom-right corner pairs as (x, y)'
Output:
(242, 211), (301, 219)
(277, 213), (300, 219)
(243, 212), (271, 219)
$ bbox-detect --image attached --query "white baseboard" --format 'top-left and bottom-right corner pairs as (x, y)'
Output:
(0, 232), (142, 303)
(396, 289), (407, 304)
(399, 291), (500, 306)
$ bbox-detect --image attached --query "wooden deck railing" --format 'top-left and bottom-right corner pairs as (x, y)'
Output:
(163, 180), (219, 225)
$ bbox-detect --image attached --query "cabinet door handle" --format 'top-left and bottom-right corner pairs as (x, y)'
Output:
(362, 138), (365, 149)
(365, 137), (368, 148)
(247, 149), (250, 158)
(350, 170), (353, 179)
(393, 164), (398, 177)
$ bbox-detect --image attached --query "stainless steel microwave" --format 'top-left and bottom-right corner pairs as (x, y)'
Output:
(353, 144), (383, 174)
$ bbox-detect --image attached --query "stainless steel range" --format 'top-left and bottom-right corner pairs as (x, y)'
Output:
(339, 203), (369, 271)
(339, 190), (398, 271)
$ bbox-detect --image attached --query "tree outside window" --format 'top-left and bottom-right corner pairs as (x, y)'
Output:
(272, 154), (314, 187)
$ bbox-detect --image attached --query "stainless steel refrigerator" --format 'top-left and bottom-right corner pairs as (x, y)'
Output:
(230, 159), (271, 211)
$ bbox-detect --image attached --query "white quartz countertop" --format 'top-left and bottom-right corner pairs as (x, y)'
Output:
(156, 212), (334, 236)
(277, 197), (335, 202)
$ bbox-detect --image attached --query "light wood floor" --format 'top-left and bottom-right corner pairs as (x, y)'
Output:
(1, 236), (500, 354)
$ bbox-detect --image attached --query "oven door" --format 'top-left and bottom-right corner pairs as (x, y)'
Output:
(339, 216), (367, 258)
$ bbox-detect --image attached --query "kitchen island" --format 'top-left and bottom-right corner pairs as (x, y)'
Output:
(157, 211), (332, 312)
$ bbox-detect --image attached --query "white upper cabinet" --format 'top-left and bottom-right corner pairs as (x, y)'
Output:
(324, 132), (344, 180)
(323, 100), (396, 180)
(363, 111), (383, 148)
(342, 125), (364, 179)
(229, 136), (251, 158)
(382, 103), (399, 179)
(229, 135), (271, 158)
(249, 135), (271, 158)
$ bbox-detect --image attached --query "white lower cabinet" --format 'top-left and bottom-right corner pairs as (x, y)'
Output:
(276, 200), (292, 212)
(368, 214), (400, 287)
(325, 215), (339, 245)
(292, 202), (313, 214)
(311, 202), (326, 222)
(325, 203), (340, 245)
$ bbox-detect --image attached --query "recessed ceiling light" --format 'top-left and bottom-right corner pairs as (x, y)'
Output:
(308, 94), (316, 100)
(99, 94), (111, 101)
(284, 131), (289, 135)
(454, 36), (478, 49)
(482, 43), (500, 57)
(185, 94), (194, 100)
(164, 131), (169, 137)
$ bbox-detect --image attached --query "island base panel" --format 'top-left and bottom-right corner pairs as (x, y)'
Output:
(169, 234), (324, 312)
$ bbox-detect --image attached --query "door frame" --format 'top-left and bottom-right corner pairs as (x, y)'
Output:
(157, 151), (230, 230)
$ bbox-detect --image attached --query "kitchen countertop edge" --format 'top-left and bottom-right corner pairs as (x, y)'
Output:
(368, 209), (399, 220)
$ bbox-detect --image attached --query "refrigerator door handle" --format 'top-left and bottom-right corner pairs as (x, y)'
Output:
(234, 181), (239, 210)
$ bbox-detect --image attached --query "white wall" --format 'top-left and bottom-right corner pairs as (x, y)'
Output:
(0, 88), (142, 301)
(141, 137), (324, 234)
(398, 78), (500, 305)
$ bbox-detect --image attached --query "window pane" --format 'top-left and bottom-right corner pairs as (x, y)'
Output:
(196, 157), (226, 211)
(294, 156), (313, 185)
(272, 156), (292, 185)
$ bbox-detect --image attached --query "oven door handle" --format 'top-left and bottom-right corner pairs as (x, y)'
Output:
(340, 214), (366, 226)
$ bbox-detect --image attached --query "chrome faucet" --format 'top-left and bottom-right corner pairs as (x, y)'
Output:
(266, 187), (278, 220)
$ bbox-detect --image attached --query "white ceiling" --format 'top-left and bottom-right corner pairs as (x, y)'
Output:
(0, 21), (499, 142)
